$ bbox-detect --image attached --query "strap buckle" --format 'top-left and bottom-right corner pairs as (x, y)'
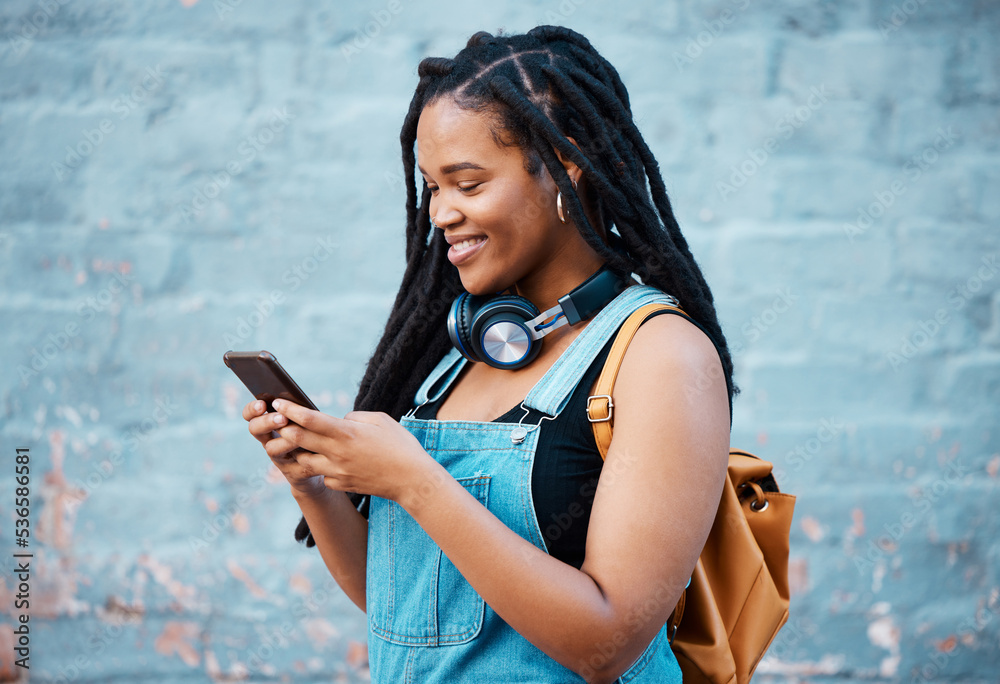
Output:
(586, 394), (614, 423)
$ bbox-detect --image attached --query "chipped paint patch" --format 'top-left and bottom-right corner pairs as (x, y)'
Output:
(987, 454), (1000, 478)
(37, 430), (86, 550)
(788, 557), (808, 596)
(137, 555), (199, 610)
(0, 625), (16, 679)
(154, 621), (200, 667)
(935, 634), (958, 652)
(232, 512), (250, 534)
(227, 559), (267, 599)
(850, 508), (865, 537)
(801, 516), (824, 542)
(755, 652), (844, 675)
(346, 640), (369, 670)
(289, 572), (312, 595)
(303, 618), (341, 646)
(867, 609), (901, 678)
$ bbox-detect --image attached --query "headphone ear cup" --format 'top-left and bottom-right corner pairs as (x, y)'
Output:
(470, 295), (541, 369)
(448, 292), (483, 363)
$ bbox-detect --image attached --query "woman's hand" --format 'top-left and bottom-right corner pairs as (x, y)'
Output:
(269, 399), (437, 503)
(242, 399), (325, 498)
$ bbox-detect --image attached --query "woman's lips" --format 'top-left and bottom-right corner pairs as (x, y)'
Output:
(448, 237), (487, 265)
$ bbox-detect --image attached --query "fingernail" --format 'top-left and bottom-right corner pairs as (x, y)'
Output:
(272, 399), (284, 410)
(273, 414), (285, 425)
(256, 400), (265, 412)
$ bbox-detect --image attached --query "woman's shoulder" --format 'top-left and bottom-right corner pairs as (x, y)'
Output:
(623, 306), (723, 377)
(610, 307), (729, 424)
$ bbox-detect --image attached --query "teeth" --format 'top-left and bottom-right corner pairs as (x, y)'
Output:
(454, 237), (486, 251)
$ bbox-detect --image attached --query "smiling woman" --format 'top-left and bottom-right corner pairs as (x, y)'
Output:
(241, 25), (735, 684)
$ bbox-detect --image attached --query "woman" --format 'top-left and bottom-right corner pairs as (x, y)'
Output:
(242, 26), (733, 683)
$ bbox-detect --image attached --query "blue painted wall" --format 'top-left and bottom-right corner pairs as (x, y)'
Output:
(1, 0), (998, 681)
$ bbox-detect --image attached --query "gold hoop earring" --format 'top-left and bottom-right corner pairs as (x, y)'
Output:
(556, 179), (578, 224)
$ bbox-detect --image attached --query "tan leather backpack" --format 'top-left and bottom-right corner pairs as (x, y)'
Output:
(587, 302), (796, 684)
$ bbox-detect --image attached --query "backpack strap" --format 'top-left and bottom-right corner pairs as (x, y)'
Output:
(586, 302), (688, 459)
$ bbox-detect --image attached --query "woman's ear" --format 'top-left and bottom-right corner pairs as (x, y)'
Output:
(553, 136), (583, 186)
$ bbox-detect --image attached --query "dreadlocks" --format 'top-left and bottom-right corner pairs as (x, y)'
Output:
(296, 25), (736, 545)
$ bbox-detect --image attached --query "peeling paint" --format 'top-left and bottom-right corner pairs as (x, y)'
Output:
(303, 618), (340, 646)
(0, 625), (16, 680)
(137, 555), (199, 610)
(154, 621), (200, 667)
(755, 653), (845, 675)
(29, 550), (89, 618)
(289, 572), (312, 595)
(346, 640), (369, 670)
(801, 516), (824, 542)
(226, 559), (267, 599)
(36, 430), (86, 550)
(867, 611), (901, 678)
(987, 454), (1000, 478)
(231, 512), (250, 534)
(788, 557), (808, 596)
(935, 634), (958, 652)
(850, 508), (865, 537)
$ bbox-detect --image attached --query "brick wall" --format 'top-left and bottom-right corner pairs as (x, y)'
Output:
(1, 0), (997, 681)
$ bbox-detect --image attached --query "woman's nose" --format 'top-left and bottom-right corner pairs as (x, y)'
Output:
(430, 200), (462, 229)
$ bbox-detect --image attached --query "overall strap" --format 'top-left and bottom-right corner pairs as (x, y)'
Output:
(412, 347), (468, 406)
(523, 285), (676, 417)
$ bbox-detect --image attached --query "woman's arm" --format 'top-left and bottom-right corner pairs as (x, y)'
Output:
(290, 487), (369, 612)
(274, 313), (730, 683)
(243, 401), (369, 611)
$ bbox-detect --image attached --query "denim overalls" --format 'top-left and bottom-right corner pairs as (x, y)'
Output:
(365, 285), (683, 683)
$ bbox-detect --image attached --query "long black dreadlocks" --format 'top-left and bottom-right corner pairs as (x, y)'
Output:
(296, 25), (736, 545)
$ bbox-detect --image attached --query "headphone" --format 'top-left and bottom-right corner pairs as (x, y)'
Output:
(447, 265), (630, 369)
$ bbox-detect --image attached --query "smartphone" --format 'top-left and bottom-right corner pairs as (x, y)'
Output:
(223, 350), (318, 412)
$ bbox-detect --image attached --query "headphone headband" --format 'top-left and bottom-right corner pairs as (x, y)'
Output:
(447, 265), (629, 369)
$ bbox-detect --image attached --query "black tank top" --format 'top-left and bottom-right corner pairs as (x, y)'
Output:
(413, 332), (617, 570)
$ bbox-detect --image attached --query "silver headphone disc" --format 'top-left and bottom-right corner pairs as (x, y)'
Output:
(482, 321), (531, 365)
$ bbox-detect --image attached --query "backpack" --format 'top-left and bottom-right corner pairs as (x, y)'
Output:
(587, 302), (796, 684)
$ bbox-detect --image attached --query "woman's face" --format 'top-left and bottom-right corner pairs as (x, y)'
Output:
(416, 96), (575, 297)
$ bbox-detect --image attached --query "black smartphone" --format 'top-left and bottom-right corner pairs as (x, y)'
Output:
(223, 350), (318, 412)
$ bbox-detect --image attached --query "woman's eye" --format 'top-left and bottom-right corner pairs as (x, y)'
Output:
(459, 183), (481, 193)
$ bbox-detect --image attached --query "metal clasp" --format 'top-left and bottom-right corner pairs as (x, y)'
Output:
(586, 394), (613, 423)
